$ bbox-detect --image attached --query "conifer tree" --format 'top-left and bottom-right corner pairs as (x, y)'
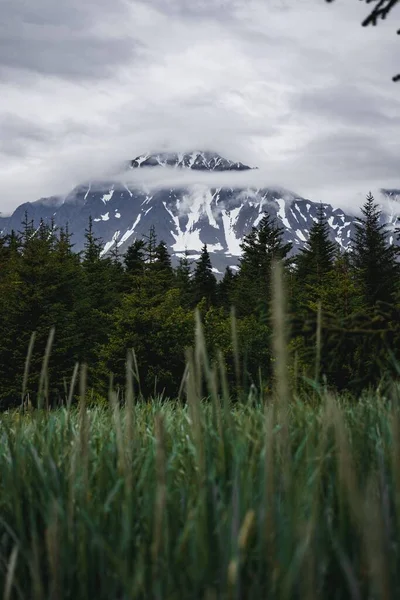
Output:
(234, 212), (292, 318)
(18, 211), (35, 246)
(124, 239), (146, 277)
(174, 250), (193, 308)
(192, 244), (217, 308)
(296, 205), (337, 286)
(144, 239), (175, 295)
(55, 225), (75, 259)
(351, 192), (398, 308)
(294, 204), (337, 308)
(154, 241), (173, 277)
(79, 217), (123, 381)
(0, 230), (20, 282)
(0, 233), (7, 277)
(109, 237), (126, 291)
(109, 236), (121, 265)
(126, 230), (175, 298)
(143, 225), (157, 265)
(0, 220), (83, 406)
(102, 240), (191, 397)
(217, 266), (237, 312)
(82, 216), (103, 264)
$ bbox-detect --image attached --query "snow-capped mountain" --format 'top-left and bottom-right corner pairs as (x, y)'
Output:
(0, 151), (398, 276)
(130, 151), (254, 172)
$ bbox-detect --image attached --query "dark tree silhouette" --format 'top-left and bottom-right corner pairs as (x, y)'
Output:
(326, 0), (400, 81)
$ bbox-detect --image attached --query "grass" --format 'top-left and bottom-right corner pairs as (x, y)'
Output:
(1, 383), (400, 598)
(2, 267), (400, 599)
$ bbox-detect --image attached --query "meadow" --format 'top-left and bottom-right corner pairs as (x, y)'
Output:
(1, 305), (400, 600)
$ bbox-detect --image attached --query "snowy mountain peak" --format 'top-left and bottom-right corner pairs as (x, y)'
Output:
(130, 151), (253, 172)
(1, 150), (399, 278)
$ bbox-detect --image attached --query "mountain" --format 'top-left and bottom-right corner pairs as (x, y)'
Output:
(130, 150), (254, 172)
(0, 151), (399, 276)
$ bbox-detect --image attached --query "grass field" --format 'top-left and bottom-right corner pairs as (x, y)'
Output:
(2, 366), (400, 598)
(2, 288), (400, 599)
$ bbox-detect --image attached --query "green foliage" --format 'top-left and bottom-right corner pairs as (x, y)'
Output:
(0, 221), (84, 407)
(78, 219), (124, 386)
(123, 239), (146, 277)
(174, 250), (193, 308)
(234, 212), (293, 318)
(294, 204), (337, 307)
(1, 193), (400, 406)
(352, 192), (398, 308)
(100, 287), (194, 398)
(217, 265), (237, 311)
(192, 244), (217, 308)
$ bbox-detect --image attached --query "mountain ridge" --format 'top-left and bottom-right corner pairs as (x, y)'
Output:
(1, 151), (399, 276)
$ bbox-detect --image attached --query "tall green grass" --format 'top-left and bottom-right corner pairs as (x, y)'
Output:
(2, 388), (400, 599)
(1, 263), (400, 599)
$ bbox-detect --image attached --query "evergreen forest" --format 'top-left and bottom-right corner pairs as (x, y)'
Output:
(1, 192), (400, 409)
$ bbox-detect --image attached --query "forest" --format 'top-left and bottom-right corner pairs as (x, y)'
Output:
(0, 192), (399, 409)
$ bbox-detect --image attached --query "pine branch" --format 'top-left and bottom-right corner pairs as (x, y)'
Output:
(326, 0), (400, 81)
(359, 0), (399, 27)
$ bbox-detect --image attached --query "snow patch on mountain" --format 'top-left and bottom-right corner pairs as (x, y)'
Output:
(296, 229), (307, 242)
(94, 212), (110, 222)
(171, 228), (203, 253)
(101, 230), (120, 256)
(123, 184), (133, 197)
(101, 189), (114, 204)
(221, 207), (242, 256)
(119, 214), (142, 245)
(208, 242), (224, 252)
(253, 213), (264, 228)
(276, 199), (291, 229)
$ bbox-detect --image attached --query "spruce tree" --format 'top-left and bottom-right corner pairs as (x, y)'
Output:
(18, 211), (35, 246)
(109, 237), (126, 292)
(0, 220), (83, 407)
(294, 204), (337, 307)
(143, 225), (157, 265)
(144, 240), (175, 295)
(127, 230), (175, 298)
(234, 212), (292, 318)
(192, 244), (217, 308)
(124, 239), (146, 277)
(154, 241), (173, 277)
(174, 250), (193, 308)
(0, 230), (20, 282)
(82, 216), (103, 264)
(296, 205), (337, 284)
(79, 217), (123, 382)
(351, 192), (398, 308)
(217, 266), (237, 312)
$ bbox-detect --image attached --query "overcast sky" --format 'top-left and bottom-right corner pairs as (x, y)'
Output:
(0, 0), (399, 215)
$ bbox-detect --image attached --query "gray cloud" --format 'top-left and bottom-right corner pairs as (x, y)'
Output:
(292, 83), (398, 128)
(298, 130), (399, 180)
(0, 0), (399, 215)
(0, 0), (139, 79)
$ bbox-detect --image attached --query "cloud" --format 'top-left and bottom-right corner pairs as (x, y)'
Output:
(110, 163), (398, 216)
(0, 0), (139, 80)
(0, 0), (399, 216)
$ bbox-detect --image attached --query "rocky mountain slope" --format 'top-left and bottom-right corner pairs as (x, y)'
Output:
(0, 151), (398, 275)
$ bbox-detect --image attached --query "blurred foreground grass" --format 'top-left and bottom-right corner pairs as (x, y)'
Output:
(1, 388), (400, 600)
